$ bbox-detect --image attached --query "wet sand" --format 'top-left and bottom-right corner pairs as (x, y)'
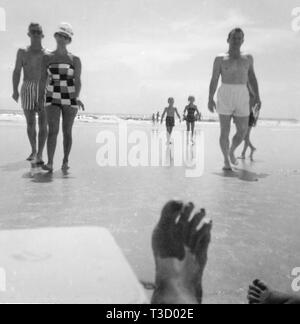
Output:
(0, 119), (300, 304)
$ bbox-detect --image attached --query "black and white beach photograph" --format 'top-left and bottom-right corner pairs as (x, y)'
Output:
(0, 0), (300, 307)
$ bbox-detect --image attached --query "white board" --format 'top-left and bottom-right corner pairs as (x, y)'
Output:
(0, 227), (149, 304)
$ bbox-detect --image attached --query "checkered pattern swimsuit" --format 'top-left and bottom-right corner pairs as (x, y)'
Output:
(45, 63), (78, 108)
(186, 105), (197, 123)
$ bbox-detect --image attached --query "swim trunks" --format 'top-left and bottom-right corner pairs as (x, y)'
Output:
(217, 84), (250, 117)
(45, 63), (78, 109)
(166, 116), (175, 127)
(21, 80), (39, 111)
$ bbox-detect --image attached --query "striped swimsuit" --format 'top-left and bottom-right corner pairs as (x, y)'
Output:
(45, 63), (78, 109)
(21, 81), (39, 111)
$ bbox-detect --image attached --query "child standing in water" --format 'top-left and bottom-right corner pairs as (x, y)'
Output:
(240, 87), (261, 161)
(184, 96), (201, 144)
(156, 112), (160, 124)
(152, 113), (156, 126)
(161, 98), (181, 144)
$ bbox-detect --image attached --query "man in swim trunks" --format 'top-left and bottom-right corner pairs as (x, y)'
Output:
(12, 23), (48, 165)
(161, 98), (181, 144)
(208, 28), (261, 171)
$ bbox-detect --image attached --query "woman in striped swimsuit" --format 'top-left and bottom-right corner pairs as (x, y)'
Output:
(38, 23), (84, 172)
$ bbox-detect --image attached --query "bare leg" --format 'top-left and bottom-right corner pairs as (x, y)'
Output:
(248, 280), (300, 304)
(219, 114), (232, 170)
(191, 122), (195, 143)
(186, 122), (191, 133)
(186, 122), (190, 142)
(152, 201), (212, 304)
(23, 110), (37, 160)
(247, 127), (257, 161)
(186, 122), (191, 143)
(230, 116), (249, 165)
(43, 106), (61, 172)
(249, 141), (256, 152)
(36, 110), (48, 164)
(166, 127), (173, 144)
(62, 106), (78, 170)
(241, 128), (250, 159)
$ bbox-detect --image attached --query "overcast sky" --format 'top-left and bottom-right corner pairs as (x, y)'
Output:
(0, 0), (299, 119)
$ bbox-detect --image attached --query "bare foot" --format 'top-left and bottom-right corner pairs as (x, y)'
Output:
(36, 154), (44, 165)
(152, 201), (212, 304)
(223, 160), (233, 172)
(42, 164), (53, 173)
(62, 163), (70, 171)
(36, 158), (45, 166)
(229, 149), (239, 166)
(248, 280), (299, 304)
(26, 153), (37, 162)
(250, 148), (257, 161)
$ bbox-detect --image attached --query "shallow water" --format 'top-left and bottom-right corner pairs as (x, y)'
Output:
(0, 120), (300, 304)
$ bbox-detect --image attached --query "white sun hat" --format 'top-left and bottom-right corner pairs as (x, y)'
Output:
(55, 22), (74, 39)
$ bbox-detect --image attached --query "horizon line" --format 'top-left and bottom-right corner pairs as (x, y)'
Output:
(0, 109), (298, 122)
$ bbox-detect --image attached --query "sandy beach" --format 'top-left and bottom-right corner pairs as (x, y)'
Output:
(0, 118), (300, 304)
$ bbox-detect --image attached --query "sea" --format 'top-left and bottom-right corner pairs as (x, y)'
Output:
(0, 109), (299, 128)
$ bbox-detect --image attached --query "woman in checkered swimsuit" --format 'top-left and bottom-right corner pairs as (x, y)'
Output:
(45, 63), (78, 108)
(38, 23), (84, 172)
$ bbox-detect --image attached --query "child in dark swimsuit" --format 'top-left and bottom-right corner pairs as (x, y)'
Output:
(156, 112), (160, 124)
(184, 96), (201, 143)
(240, 88), (260, 161)
(152, 113), (156, 125)
(161, 98), (181, 144)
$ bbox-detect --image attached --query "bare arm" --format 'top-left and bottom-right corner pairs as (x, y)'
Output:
(74, 56), (84, 110)
(12, 49), (24, 102)
(196, 107), (201, 120)
(175, 108), (181, 121)
(183, 106), (188, 117)
(247, 82), (254, 96)
(208, 57), (221, 101)
(74, 56), (82, 99)
(161, 108), (167, 123)
(248, 55), (261, 108)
